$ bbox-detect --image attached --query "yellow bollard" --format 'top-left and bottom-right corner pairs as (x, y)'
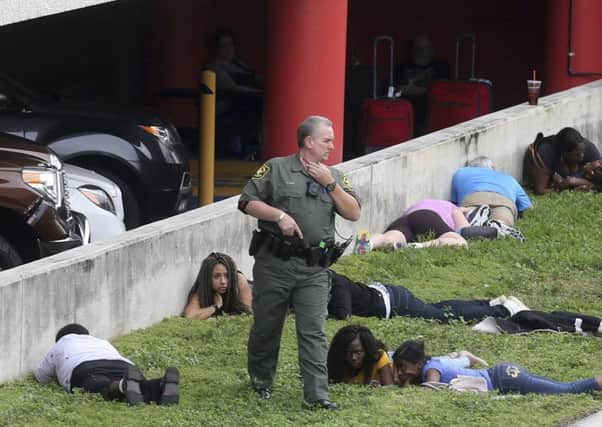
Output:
(199, 70), (216, 206)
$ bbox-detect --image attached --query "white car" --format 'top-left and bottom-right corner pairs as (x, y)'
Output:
(64, 164), (125, 243)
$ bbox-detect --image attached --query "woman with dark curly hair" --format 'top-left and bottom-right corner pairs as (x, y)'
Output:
(327, 325), (394, 386)
(183, 252), (252, 320)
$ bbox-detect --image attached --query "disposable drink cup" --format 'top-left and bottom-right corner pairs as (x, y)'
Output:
(527, 80), (542, 105)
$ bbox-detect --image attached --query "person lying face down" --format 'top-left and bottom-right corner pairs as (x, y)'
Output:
(392, 340), (602, 395)
(327, 325), (394, 386)
(353, 198), (524, 257)
(327, 270), (520, 322)
(452, 156), (531, 230)
(183, 252), (252, 320)
(35, 323), (180, 405)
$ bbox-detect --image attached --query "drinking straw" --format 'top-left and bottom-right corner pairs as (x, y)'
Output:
(532, 69), (536, 80)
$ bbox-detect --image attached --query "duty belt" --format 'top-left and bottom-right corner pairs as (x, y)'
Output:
(248, 229), (349, 267)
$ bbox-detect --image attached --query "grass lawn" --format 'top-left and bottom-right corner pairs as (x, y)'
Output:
(1, 192), (602, 426)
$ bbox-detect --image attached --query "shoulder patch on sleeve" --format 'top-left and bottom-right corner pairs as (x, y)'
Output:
(342, 175), (353, 190)
(252, 163), (270, 180)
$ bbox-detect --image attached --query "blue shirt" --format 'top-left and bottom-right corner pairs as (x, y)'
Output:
(451, 167), (532, 212)
(422, 357), (493, 390)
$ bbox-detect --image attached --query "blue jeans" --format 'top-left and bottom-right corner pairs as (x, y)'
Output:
(489, 362), (599, 394)
(386, 285), (508, 322)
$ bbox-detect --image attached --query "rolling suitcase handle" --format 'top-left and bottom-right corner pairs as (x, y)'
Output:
(373, 36), (394, 99)
(455, 33), (476, 80)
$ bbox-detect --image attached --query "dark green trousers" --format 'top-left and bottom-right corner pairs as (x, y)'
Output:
(248, 252), (330, 402)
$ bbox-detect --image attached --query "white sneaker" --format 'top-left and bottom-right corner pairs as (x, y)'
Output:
(489, 295), (507, 307)
(472, 317), (501, 334)
(487, 219), (525, 242)
(467, 205), (491, 227)
(506, 296), (529, 313)
(502, 296), (529, 316)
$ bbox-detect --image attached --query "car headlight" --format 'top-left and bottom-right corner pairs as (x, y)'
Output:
(22, 167), (64, 206)
(139, 125), (171, 146)
(78, 185), (116, 214)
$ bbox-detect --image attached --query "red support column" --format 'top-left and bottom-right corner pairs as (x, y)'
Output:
(544, 0), (602, 95)
(263, 0), (348, 164)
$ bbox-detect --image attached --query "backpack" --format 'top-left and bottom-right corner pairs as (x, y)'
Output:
(522, 132), (552, 188)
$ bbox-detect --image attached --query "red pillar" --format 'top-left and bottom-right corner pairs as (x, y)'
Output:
(544, 0), (602, 95)
(263, 0), (348, 164)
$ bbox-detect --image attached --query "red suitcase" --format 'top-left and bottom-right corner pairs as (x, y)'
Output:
(360, 36), (414, 149)
(425, 33), (492, 133)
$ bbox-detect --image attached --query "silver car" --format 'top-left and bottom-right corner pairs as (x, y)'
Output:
(64, 164), (125, 243)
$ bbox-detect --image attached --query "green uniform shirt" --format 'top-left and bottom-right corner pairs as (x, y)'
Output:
(240, 153), (359, 246)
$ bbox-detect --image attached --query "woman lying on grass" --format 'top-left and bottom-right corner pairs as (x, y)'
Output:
(352, 198), (520, 255)
(183, 252), (252, 319)
(327, 325), (394, 386)
(392, 340), (602, 394)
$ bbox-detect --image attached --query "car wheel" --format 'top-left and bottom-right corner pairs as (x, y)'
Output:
(93, 169), (142, 230)
(0, 235), (23, 271)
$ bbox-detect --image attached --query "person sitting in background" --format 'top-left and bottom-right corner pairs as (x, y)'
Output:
(353, 198), (500, 255)
(327, 325), (394, 386)
(394, 34), (449, 135)
(451, 156), (530, 239)
(183, 252), (252, 320)
(206, 30), (263, 158)
(524, 127), (602, 194)
(35, 323), (179, 405)
(327, 270), (523, 322)
(392, 340), (602, 395)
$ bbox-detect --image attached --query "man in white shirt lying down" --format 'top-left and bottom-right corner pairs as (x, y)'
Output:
(35, 323), (180, 405)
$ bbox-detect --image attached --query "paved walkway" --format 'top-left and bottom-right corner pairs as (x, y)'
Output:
(570, 410), (602, 426)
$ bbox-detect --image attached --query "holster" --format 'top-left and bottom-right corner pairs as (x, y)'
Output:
(248, 229), (347, 267)
(249, 229), (269, 256)
(306, 246), (323, 267)
(277, 239), (293, 260)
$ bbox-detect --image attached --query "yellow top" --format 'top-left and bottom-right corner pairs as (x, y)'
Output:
(349, 350), (391, 384)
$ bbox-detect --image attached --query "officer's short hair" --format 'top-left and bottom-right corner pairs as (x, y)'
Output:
(297, 115), (332, 148)
(466, 155), (495, 169)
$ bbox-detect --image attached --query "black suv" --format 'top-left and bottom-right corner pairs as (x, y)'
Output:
(0, 134), (82, 270)
(0, 74), (191, 229)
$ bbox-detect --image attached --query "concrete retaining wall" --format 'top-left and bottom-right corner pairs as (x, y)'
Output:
(0, 1), (116, 26)
(1, 80), (601, 383)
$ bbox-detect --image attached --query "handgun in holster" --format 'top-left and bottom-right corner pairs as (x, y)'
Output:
(249, 229), (269, 256)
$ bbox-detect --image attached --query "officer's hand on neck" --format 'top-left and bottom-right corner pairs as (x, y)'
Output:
(301, 157), (333, 186)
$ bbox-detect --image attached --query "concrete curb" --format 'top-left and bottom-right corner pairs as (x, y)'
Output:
(569, 410), (602, 427)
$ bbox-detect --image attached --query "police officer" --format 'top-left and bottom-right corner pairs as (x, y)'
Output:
(238, 115), (361, 409)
